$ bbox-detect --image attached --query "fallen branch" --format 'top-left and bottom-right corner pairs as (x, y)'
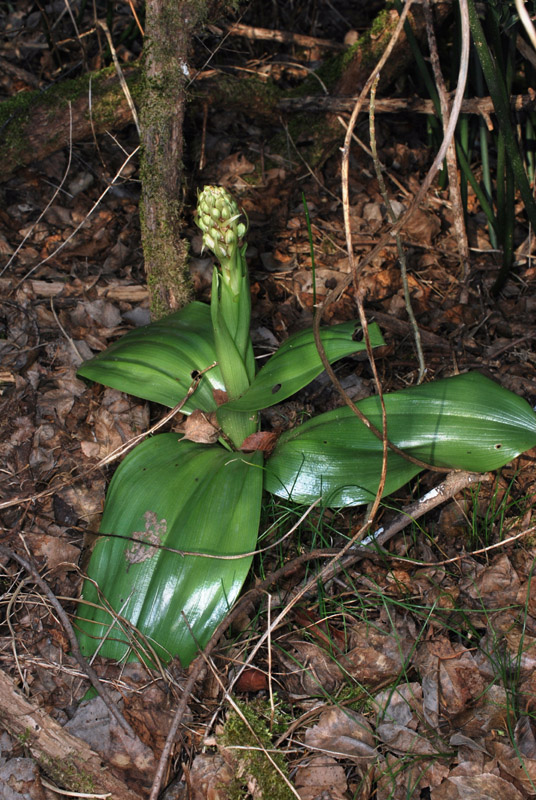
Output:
(224, 22), (345, 50)
(278, 92), (536, 120)
(0, 64), (139, 180)
(0, 667), (145, 799)
(3, 57), (531, 183)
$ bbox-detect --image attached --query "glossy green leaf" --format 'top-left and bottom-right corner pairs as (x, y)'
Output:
(221, 321), (385, 414)
(265, 372), (536, 507)
(76, 435), (263, 666)
(77, 302), (224, 413)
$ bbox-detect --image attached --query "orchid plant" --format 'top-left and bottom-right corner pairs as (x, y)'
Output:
(75, 186), (536, 668)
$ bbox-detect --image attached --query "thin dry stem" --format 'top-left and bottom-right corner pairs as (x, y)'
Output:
(0, 543), (138, 740)
(369, 75), (426, 382)
(97, 19), (140, 136)
(423, 0), (470, 276)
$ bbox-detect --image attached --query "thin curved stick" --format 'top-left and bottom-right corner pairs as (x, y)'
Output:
(312, 0), (471, 468)
(0, 544), (138, 739)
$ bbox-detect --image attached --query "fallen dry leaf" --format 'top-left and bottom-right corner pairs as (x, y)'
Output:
(294, 755), (348, 800)
(64, 696), (155, 790)
(182, 409), (221, 443)
(304, 706), (376, 763)
(373, 682), (422, 727)
(235, 668), (269, 693)
(431, 772), (524, 800)
(188, 753), (235, 800)
(0, 757), (45, 800)
(375, 752), (449, 800)
(460, 554), (521, 609)
(414, 638), (485, 723)
(277, 641), (344, 696)
(240, 430), (279, 454)
(343, 619), (411, 687)
(376, 720), (443, 756)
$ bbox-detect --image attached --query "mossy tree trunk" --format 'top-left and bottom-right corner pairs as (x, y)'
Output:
(140, 0), (210, 317)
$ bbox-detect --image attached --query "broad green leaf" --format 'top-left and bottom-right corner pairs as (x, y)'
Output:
(77, 302), (224, 412)
(265, 372), (536, 507)
(221, 321), (385, 414)
(76, 435), (263, 666)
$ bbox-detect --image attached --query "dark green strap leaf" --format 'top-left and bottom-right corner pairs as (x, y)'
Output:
(77, 302), (224, 412)
(265, 372), (536, 506)
(76, 435), (263, 666)
(221, 321), (385, 413)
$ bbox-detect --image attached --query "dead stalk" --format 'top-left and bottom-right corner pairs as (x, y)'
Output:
(423, 0), (470, 276)
(369, 74), (426, 383)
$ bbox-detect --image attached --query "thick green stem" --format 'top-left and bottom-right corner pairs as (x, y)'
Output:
(196, 186), (258, 447)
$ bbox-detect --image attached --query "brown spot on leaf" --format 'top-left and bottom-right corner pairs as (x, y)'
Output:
(125, 511), (167, 567)
(212, 388), (229, 406)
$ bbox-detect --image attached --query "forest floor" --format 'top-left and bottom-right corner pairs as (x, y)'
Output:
(1, 2), (536, 799)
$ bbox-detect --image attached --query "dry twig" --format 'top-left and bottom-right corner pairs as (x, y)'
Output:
(0, 543), (138, 740)
(423, 0), (470, 275)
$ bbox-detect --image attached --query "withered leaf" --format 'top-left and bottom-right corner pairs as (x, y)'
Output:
(183, 409), (221, 443)
(295, 755), (348, 800)
(240, 431), (279, 454)
(304, 706), (376, 762)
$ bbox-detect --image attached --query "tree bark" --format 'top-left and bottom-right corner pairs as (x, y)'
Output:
(334, 2), (453, 97)
(139, 0), (210, 317)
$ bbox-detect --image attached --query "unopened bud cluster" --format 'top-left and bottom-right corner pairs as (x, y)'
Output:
(196, 185), (247, 262)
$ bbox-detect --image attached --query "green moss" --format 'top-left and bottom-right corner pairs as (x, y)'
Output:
(371, 5), (394, 37)
(198, 74), (280, 118)
(0, 64), (141, 171)
(220, 699), (293, 800)
(141, 212), (192, 318)
(38, 755), (96, 794)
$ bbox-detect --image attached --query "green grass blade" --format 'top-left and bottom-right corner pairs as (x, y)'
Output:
(468, 0), (536, 233)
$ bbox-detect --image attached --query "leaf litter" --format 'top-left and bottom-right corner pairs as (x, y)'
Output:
(0, 1), (536, 798)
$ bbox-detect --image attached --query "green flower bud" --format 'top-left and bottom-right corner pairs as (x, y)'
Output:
(195, 186), (247, 272)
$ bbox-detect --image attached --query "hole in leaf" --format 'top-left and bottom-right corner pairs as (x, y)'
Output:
(191, 369), (200, 380)
(494, 443), (502, 449)
(271, 383), (282, 394)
